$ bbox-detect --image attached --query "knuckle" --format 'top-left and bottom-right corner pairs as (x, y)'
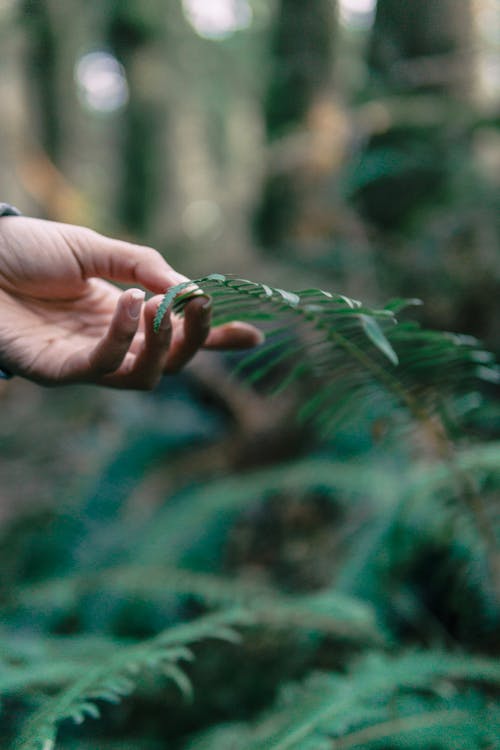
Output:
(139, 245), (162, 264)
(77, 227), (101, 250)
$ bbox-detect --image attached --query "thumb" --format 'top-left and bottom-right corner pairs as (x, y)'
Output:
(66, 226), (188, 293)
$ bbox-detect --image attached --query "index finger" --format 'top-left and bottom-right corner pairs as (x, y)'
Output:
(65, 226), (188, 294)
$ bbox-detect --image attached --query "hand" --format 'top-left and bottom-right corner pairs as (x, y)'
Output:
(0, 217), (262, 389)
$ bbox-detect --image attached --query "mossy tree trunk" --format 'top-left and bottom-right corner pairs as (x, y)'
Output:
(254, 0), (343, 259)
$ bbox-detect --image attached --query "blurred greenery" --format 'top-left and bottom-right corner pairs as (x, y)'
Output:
(1, 0), (499, 748)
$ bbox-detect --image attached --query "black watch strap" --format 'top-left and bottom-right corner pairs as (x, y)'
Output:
(0, 203), (22, 379)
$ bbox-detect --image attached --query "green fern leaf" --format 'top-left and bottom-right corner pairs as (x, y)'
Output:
(188, 706), (497, 750)
(13, 609), (248, 750)
(333, 702), (500, 749)
(153, 274), (497, 432)
(12, 566), (382, 647)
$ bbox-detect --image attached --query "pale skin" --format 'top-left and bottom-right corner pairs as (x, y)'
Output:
(0, 217), (262, 389)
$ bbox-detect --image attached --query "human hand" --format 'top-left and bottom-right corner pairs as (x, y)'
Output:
(0, 217), (262, 388)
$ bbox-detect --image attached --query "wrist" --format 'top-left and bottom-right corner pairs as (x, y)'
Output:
(0, 204), (22, 379)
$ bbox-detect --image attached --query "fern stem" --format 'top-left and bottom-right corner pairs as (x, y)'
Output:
(429, 422), (500, 599)
(333, 709), (467, 748)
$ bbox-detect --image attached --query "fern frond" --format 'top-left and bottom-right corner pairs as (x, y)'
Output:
(1, 660), (89, 695)
(185, 651), (500, 750)
(333, 701), (500, 749)
(333, 441), (500, 638)
(131, 445), (497, 573)
(187, 704), (499, 750)
(155, 274), (497, 431)
(13, 566), (382, 645)
(13, 609), (248, 750)
(134, 457), (388, 569)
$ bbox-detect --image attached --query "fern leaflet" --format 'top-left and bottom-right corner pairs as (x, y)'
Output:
(13, 609), (248, 750)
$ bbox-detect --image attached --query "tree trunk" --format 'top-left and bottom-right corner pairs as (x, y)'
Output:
(369, 0), (474, 94)
(255, 0), (340, 253)
(264, 0), (337, 140)
(106, 0), (174, 241)
(21, 0), (94, 223)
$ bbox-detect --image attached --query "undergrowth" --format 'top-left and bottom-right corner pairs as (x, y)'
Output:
(1, 275), (499, 749)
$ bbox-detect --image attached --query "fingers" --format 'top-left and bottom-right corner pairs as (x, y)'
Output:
(58, 289), (144, 383)
(99, 296), (173, 389)
(60, 290), (263, 390)
(163, 296), (212, 373)
(204, 322), (264, 350)
(66, 226), (188, 293)
(87, 289), (144, 373)
(97, 297), (263, 388)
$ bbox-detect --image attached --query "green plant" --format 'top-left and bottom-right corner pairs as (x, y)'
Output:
(154, 274), (497, 430)
(186, 650), (500, 749)
(155, 274), (499, 586)
(2, 275), (498, 750)
(11, 610), (247, 750)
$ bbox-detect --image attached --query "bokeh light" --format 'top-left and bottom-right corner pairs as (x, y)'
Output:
(75, 52), (129, 113)
(0, 0), (17, 21)
(339, 0), (377, 30)
(182, 199), (223, 240)
(182, 0), (252, 40)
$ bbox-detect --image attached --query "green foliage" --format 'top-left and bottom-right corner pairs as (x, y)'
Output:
(12, 566), (382, 644)
(6, 283), (499, 744)
(155, 274), (497, 434)
(12, 610), (247, 750)
(2, 275), (498, 750)
(187, 650), (500, 749)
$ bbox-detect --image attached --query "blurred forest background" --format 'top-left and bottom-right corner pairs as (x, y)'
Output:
(1, 1), (500, 749)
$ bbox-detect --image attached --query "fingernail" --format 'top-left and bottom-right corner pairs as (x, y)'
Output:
(129, 291), (144, 319)
(201, 297), (212, 313)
